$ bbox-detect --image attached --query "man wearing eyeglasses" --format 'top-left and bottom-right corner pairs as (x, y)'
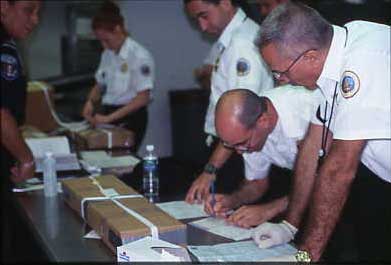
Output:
(183, 0), (274, 204)
(252, 2), (390, 262)
(202, 86), (319, 229)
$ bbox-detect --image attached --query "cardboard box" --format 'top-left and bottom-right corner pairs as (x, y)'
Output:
(71, 126), (134, 150)
(25, 81), (59, 132)
(62, 175), (187, 254)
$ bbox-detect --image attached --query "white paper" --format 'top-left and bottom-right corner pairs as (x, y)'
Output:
(117, 236), (191, 262)
(26, 137), (71, 157)
(12, 182), (62, 193)
(80, 151), (140, 170)
(188, 240), (297, 262)
(83, 230), (101, 239)
(190, 217), (253, 241)
(25, 137), (80, 172)
(156, 201), (208, 220)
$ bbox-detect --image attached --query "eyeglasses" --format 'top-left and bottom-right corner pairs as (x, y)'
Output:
(271, 49), (313, 80)
(222, 129), (255, 152)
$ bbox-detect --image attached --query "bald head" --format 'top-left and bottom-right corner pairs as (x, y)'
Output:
(216, 89), (267, 132)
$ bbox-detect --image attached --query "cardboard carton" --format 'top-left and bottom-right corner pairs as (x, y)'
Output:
(71, 126), (134, 150)
(62, 175), (187, 254)
(25, 81), (59, 132)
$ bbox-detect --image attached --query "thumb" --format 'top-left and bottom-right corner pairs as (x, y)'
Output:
(256, 237), (277, 249)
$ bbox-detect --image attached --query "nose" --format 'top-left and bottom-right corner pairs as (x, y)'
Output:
(198, 19), (208, 32)
(277, 75), (290, 86)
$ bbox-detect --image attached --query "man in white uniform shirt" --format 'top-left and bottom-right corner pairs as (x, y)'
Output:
(252, 2), (390, 262)
(184, 0), (274, 204)
(202, 86), (318, 229)
(82, 1), (155, 152)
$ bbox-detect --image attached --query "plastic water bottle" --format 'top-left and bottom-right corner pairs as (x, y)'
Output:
(142, 145), (159, 202)
(43, 152), (58, 197)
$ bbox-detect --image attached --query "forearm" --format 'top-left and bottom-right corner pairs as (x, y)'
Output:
(232, 178), (269, 206)
(207, 141), (233, 169)
(299, 140), (364, 261)
(106, 90), (150, 122)
(286, 125), (326, 228)
(87, 84), (101, 102)
(1, 109), (34, 163)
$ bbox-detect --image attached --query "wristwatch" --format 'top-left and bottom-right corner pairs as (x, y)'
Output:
(203, 163), (218, 176)
(295, 250), (312, 262)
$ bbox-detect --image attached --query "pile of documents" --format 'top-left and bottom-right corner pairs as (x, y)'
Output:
(25, 136), (80, 172)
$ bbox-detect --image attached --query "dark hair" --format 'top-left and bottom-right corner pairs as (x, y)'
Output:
(240, 91), (268, 129)
(183, 0), (239, 7)
(92, 0), (124, 32)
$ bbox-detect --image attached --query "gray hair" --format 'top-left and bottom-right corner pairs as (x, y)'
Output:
(257, 2), (333, 59)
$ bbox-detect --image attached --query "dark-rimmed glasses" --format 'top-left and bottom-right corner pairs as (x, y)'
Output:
(222, 128), (255, 152)
(272, 49), (313, 80)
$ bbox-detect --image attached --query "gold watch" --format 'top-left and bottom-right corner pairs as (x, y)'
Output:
(295, 250), (312, 262)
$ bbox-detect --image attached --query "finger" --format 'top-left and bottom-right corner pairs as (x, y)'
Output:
(10, 167), (19, 177)
(186, 186), (199, 204)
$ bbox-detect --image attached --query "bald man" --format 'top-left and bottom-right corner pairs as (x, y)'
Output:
(203, 85), (319, 228)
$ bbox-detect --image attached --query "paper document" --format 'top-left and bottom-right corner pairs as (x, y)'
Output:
(117, 236), (191, 262)
(84, 230), (101, 239)
(188, 240), (297, 262)
(25, 137), (80, 172)
(80, 151), (140, 169)
(156, 201), (208, 220)
(190, 217), (253, 241)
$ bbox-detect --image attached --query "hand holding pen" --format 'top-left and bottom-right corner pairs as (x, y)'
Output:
(204, 191), (236, 218)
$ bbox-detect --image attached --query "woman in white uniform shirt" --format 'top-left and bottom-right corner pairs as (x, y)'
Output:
(82, 1), (155, 152)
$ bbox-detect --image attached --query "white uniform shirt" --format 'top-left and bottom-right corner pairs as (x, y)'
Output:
(95, 37), (155, 106)
(203, 41), (220, 65)
(313, 22), (390, 183)
(243, 85), (319, 180)
(204, 8), (274, 136)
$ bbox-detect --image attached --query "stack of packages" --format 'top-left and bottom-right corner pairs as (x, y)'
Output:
(62, 175), (187, 254)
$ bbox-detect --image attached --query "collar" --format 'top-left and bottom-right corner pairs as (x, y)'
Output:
(118, 37), (132, 60)
(317, 25), (347, 84)
(217, 8), (247, 49)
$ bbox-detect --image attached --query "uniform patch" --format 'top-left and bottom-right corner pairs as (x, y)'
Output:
(1, 54), (19, 81)
(141, 65), (150, 76)
(236, 58), (250, 76)
(121, 63), (128, 73)
(341, 71), (360, 98)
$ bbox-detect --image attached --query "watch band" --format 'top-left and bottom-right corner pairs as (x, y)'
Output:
(203, 163), (218, 176)
(295, 250), (312, 262)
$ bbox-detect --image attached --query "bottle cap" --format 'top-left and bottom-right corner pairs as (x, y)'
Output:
(146, 145), (154, 152)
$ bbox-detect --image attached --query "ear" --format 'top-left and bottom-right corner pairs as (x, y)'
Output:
(220, 0), (233, 10)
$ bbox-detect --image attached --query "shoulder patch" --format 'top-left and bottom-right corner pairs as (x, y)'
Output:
(236, 58), (250, 76)
(141, 64), (151, 76)
(340, 71), (360, 98)
(1, 53), (19, 81)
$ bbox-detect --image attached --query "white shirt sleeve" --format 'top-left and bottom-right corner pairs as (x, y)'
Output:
(333, 53), (390, 140)
(223, 38), (274, 94)
(131, 50), (155, 93)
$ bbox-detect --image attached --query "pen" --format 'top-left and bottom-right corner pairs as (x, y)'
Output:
(210, 180), (215, 216)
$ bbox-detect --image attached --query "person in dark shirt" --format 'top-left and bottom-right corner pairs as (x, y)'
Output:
(1, 0), (41, 187)
(1, 1), (42, 261)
